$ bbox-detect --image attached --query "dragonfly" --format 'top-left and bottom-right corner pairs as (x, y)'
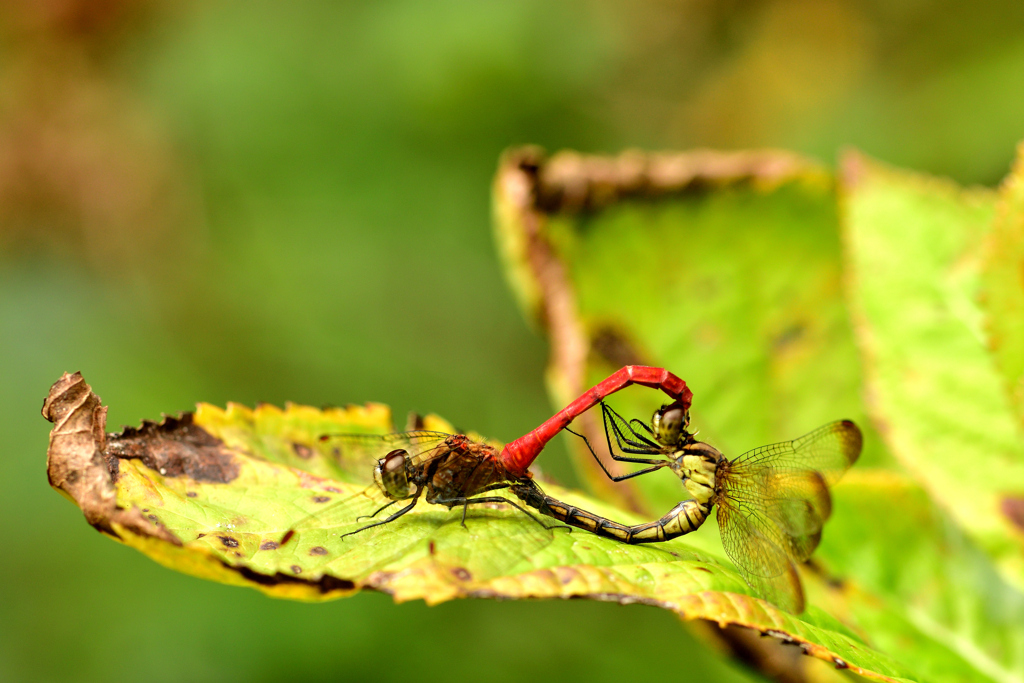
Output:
(280, 430), (552, 546)
(512, 397), (862, 613)
(278, 367), (696, 582)
(278, 429), (579, 584)
(282, 365), (693, 542)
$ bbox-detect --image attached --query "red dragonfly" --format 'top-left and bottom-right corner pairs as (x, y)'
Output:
(499, 365), (692, 477)
(281, 366), (692, 542)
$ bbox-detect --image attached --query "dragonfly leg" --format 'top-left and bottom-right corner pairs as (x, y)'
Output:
(433, 490), (571, 533)
(500, 366), (692, 475)
(427, 482), (515, 528)
(340, 487), (423, 539)
(627, 417), (655, 438)
(602, 402), (663, 453)
(468, 496), (572, 533)
(356, 499), (400, 522)
(564, 424), (667, 482)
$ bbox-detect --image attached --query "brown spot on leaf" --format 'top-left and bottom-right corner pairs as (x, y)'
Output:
(291, 442), (314, 459)
(428, 541), (436, 555)
(450, 567), (472, 582)
(196, 533), (206, 539)
(693, 566), (712, 574)
(147, 514), (158, 522)
(260, 541), (279, 551)
(311, 496), (331, 504)
(772, 323), (805, 354)
(324, 486), (341, 494)
(556, 567), (581, 585)
(186, 491), (197, 498)
(105, 412), (239, 483)
(1001, 496), (1024, 532)
(834, 658), (848, 670)
(290, 565), (302, 574)
(280, 529), (296, 546)
(231, 564), (354, 593)
(218, 536), (239, 548)
(591, 326), (647, 368)
(309, 546), (328, 556)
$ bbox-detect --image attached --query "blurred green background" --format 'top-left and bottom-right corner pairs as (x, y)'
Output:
(2, 1), (1023, 681)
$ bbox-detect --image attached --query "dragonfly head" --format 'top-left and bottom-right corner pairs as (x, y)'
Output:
(374, 449), (414, 500)
(651, 400), (691, 447)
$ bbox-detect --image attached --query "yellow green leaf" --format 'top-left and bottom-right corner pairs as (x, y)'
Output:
(840, 151), (1024, 584)
(493, 146), (1024, 683)
(982, 142), (1024, 427)
(44, 371), (913, 682)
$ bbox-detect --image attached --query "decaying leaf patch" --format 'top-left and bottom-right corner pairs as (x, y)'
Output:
(106, 414), (239, 483)
(43, 372), (178, 544)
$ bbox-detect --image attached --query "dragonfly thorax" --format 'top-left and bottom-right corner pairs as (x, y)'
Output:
(374, 448), (415, 500)
(668, 442), (722, 506)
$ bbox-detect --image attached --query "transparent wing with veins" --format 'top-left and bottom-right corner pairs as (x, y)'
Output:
(716, 420), (861, 612)
(285, 430), (556, 582)
(286, 431), (454, 538)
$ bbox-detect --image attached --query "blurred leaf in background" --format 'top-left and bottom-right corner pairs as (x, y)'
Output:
(493, 144), (1024, 682)
(4, 0), (1024, 682)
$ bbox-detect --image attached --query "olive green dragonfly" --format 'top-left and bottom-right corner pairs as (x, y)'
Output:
(511, 398), (861, 613)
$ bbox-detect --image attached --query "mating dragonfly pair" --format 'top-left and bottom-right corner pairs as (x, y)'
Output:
(283, 366), (861, 613)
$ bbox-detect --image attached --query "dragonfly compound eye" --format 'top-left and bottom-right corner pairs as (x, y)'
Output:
(375, 449), (412, 499)
(652, 403), (689, 446)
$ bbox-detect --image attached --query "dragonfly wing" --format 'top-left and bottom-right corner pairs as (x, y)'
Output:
(282, 483), (440, 581)
(731, 420), (862, 486)
(286, 487), (554, 584)
(771, 469), (831, 560)
(322, 430), (452, 452)
(288, 484), (393, 538)
(717, 500), (804, 613)
(320, 431), (453, 483)
(726, 466), (832, 562)
(723, 419), (862, 564)
(429, 494), (555, 583)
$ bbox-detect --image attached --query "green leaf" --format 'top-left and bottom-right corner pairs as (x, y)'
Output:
(982, 142), (1024, 427)
(493, 147), (1024, 682)
(494, 147), (889, 512)
(44, 372), (913, 682)
(841, 151), (1024, 583)
(820, 473), (1024, 683)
